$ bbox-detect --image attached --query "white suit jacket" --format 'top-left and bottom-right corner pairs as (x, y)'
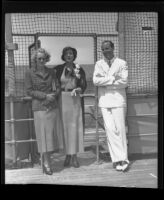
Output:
(93, 57), (128, 108)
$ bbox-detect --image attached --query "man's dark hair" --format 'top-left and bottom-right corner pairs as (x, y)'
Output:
(101, 40), (114, 50)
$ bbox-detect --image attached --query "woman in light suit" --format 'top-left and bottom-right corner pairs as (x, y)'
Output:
(25, 48), (64, 175)
(93, 40), (129, 172)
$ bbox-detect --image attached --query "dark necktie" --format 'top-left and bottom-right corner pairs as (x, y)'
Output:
(107, 60), (111, 67)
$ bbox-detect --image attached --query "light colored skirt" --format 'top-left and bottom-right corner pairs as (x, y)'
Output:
(34, 107), (64, 153)
(61, 92), (84, 154)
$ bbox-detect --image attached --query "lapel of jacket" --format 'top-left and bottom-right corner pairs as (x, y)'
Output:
(108, 57), (120, 76)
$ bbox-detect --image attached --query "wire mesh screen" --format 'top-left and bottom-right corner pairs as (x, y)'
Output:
(13, 36), (35, 96)
(11, 13), (118, 34)
(5, 12), (158, 97)
(5, 49), (16, 97)
(124, 12), (158, 94)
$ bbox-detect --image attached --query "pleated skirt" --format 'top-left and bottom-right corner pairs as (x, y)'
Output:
(34, 107), (64, 153)
(61, 92), (84, 154)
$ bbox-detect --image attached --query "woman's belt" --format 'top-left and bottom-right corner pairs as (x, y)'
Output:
(61, 88), (74, 92)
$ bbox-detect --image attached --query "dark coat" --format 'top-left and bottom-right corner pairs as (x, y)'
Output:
(55, 63), (87, 93)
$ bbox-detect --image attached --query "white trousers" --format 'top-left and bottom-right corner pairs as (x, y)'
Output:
(101, 107), (129, 163)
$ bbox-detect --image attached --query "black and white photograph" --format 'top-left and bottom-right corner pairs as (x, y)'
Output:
(3, 1), (162, 188)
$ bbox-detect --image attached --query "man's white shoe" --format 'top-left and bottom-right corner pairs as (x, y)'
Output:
(122, 161), (129, 172)
(116, 163), (123, 171)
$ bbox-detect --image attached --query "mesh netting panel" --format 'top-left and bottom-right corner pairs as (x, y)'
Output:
(11, 13), (118, 34)
(124, 12), (158, 94)
(5, 12), (158, 97)
(5, 49), (16, 97)
(13, 36), (35, 96)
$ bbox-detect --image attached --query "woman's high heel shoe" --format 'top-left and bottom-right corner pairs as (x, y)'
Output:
(41, 153), (53, 175)
(71, 154), (80, 168)
(42, 163), (53, 175)
(64, 155), (71, 167)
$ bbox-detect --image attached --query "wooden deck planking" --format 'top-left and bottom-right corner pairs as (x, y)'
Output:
(5, 151), (157, 188)
(5, 166), (157, 187)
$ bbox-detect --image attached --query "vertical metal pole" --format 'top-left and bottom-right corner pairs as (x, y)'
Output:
(9, 97), (17, 165)
(95, 87), (99, 163)
(93, 35), (100, 163)
(28, 101), (34, 167)
(35, 33), (41, 50)
(5, 14), (17, 166)
(34, 33), (43, 172)
(118, 12), (125, 60)
(5, 14), (16, 95)
(28, 46), (32, 68)
(118, 13), (129, 152)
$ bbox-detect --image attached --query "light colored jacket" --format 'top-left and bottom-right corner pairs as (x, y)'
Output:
(93, 57), (128, 108)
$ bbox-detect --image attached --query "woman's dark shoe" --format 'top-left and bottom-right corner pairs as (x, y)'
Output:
(42, 163), (53, 175)
(64, 155), (71, 167)
(41, 153), (53, 175)
(71, 154), (80, 168)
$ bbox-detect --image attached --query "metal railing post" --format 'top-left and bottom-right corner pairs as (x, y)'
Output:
(28, 101), (34, 166)
(9, 96), (17, 166)
(95, 86), (99, 163)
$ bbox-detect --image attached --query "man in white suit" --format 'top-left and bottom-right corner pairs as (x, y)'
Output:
(93, 40), (129, 172)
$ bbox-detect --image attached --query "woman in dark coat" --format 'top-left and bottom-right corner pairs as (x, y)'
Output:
(55, 46), (87, 168)
(25, 48), (64, 175)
